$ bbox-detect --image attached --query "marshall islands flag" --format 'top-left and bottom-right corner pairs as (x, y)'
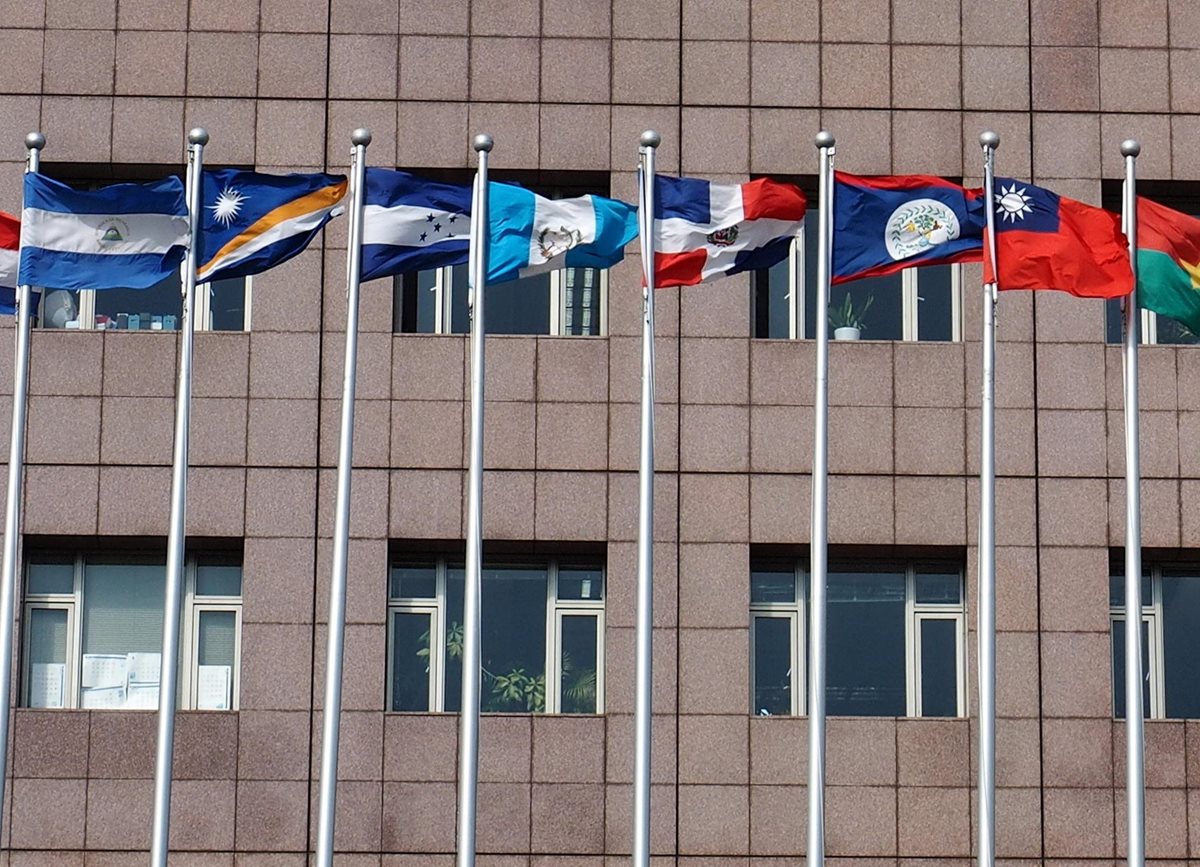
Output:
(197, 169), (348, 283)
(19, 173), (189, 290)
(832, 172), (985, 284)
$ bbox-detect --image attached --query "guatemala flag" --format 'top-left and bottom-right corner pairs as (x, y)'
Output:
(198, 169), (347, 283)
(487, 184), (638, 284)
(360, 168), (472, 282)
(833, 172), (985, 284)
(19, 173), (189, 290)
(654, 175), (807, 288)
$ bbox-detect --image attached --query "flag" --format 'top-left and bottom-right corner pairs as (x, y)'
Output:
(833, 172), (984, 284)
(197, 169), (347, 283)
(0, 211), (18, 314)
(985, 179), (1133, 299)
(19, 173), (188, 290)
(360, 168), (472, 282)
(487, 184), (638, 284)
(1133, 197), (1200, 336)
(654, 175), (807, 288)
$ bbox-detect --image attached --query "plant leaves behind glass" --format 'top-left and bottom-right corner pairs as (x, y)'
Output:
(828, 291), (874, 331)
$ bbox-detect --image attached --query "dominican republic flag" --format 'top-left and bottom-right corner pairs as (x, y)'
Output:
(19, 173), (188, 290)
(654, 175), (806, 288)
(0, 211), (18, 313)
(833, 172), (985, 284)
(197, 169), (347, 283)
(985, 179), (1133, 299)
(489, 184), (638, 284)
(360, 168), (472, 282)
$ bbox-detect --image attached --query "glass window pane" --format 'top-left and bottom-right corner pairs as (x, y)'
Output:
(391, 611), (433, 712)
(827, 567), (906, 715)
(27, 608), (68, 708)
(485, 272), (551, 335)
(1109, 569), (1152, 607)
(390, 565), (437, 600)
(828, 274), (902, 341)
(204, 277), (246, 331)
(93, 273), (183, 330)
(196, 564), (242, 597)
(1111, 617), (1151, 719)
(758, 256), (791, 339)
(81, 562), (166, 710)
(751, 568), (796, 605)
(562, 267), (602, 336)
(39, 289), (82, 329)
(1105, 298), (1123, 344)
(28, 562), (74, 596)
(557, 567), (603, 601)
(195, 610), (236, 710)
(1155, 314), (1200, 345)
(753, 615), (792, 715)
(916, 266), (954, 341)
(915, 569), (961, 604)
(919, 619), (958, 717)
(1161, 572), (1200, 717)
(559, 614), (599, 713)
(395, 270), (439, 333)
(443, 567), (465, 713)
(449, 264), (470, 333)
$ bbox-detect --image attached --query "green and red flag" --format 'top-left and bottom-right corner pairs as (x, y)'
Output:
(1136, 197), (1200, 336)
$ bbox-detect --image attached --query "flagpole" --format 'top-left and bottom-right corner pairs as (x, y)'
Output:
(632, 128), (660, 867)
(0, 131), (44, 850)
(149, 126), (207, 867)
(808, 129), (834, 867)
(315, 126), (372, 867)
(977, 129), (1001, 867)
(457, 132), (492, 867)
(1120, 137), (1145, 867)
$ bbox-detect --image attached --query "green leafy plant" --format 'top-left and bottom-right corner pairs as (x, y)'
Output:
(423, 621), (549, 713)
(828, 292), (874, 332)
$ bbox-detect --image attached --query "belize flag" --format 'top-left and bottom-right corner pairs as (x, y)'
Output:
(488, 184), (638, 284)
(360, 168), (471, 282)
(986, 179), (1132, 299)
(833, 172), (985, 284)
(198, 169), (347, 283)
(654, 175), (807, 288)
(19, 173), (189, 290)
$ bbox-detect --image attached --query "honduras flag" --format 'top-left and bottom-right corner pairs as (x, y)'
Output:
(360, 168), (472, 282)
(19, 173), (188, 290)
(198, 169), (347, 283)
(832, 172), (985, 284)
(487, 185), (638, 284)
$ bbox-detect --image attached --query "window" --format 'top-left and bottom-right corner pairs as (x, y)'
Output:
(753, 202), (963, 342)
(1110, 561), (1200, 719)
(23, 551), (242, 710)
(1105, 298), (1197, 346)
(388, 557), (604, 714)
(750, 560), (965, 717)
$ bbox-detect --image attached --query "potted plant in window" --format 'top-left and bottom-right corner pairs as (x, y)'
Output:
(829, 292), (874, 340)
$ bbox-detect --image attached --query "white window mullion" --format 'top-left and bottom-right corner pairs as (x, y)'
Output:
(549, 272), (564, 338)
(904, 567), (918, 717)
(789, 233), (804, 340)
(901, 270), (919, 342)
(950, 264), (963, 342)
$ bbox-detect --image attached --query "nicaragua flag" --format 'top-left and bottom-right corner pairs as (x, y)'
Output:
(198, 169), (347, 283)
(654, 175), (807, 288)
(19, 173), (188, 291)
(487, 185), (638, 284)
(833, 172), (985, 284)
(360, 168), (472, 282)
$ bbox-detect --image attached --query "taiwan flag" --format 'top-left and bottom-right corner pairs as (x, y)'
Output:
(833, 172), (985, 284)
(986, 179), (1132, 299)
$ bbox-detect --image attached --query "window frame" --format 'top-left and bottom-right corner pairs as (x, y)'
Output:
(38, 275), (253, 333)
(22, 552), (243, 711)
(1109, 566), (1167, 719)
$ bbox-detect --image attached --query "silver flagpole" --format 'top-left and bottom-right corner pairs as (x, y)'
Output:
(149, 127), (207, 867)
(0, 131), (44, 850)
(808, 130), (834, 867)
(977, 129), (1001, 867)
(457, 132), (492, 867)
(1120, 137), (1145, 867)
(315, 126), (372, 867)
(632, 128), (659, 867)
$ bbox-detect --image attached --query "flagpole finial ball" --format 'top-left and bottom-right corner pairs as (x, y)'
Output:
(980, 130), (1000, 150)
(640, 130), (661, 148)
(351, 128), (372, 146)
(188, 128), (209, 146)
(473, 133), (494, 153)
(1121, 139), (1141, 158)
(24, 132), (45, 151)
(815, 130), (835, 149)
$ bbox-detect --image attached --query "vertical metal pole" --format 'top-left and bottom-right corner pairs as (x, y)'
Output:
(315, 127), (372, 867)
(632, 129), (659, 867)
(808, 130), (834, 867)
(977, 129), (1001, 867)
(0, 131), (44, 850)
(456, 132), (492, 867)
(1120, 137), (1145, 867)
(149, 127), (207, 867)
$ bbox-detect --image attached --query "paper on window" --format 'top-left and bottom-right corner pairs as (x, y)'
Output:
(81, 684), (127, 709)
(125, 682), (159, 709)
(127, 652), (161, 684)
(196, 665), (231, 710)
(28, 663), (65, 708)
(81, 654), (127, 689)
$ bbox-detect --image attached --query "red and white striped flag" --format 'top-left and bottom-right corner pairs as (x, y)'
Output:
(0, 211), (17, 289)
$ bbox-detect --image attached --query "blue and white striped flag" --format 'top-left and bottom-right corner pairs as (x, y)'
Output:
(360, 168), (471, 282)
(19, 173), (189, 290)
